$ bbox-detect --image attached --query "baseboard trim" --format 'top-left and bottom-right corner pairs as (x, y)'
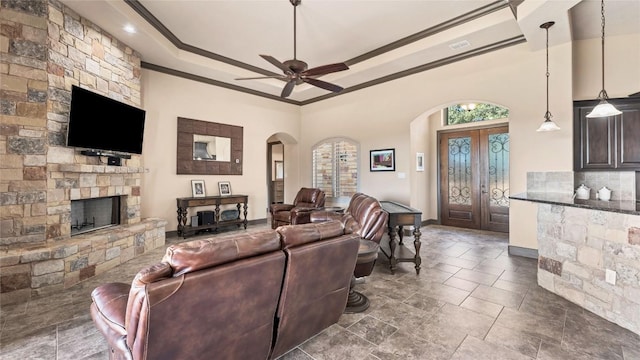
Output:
(508, 245), (538, 259)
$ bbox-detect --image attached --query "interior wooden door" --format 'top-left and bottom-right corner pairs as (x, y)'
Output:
(439, 126), (509, 232)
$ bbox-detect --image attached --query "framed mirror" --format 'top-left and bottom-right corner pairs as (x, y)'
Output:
(177, 117), (243, 175)
(193, 135), (231, 161)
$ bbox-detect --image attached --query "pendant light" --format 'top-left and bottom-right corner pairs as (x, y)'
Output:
(586, 0), (621, 118)
(537, 21), (561, 132)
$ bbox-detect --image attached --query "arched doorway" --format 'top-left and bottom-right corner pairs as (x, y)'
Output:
(438, 102), (510, 232)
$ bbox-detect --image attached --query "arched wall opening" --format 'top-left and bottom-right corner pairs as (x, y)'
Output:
(409, 100), (510, 224)
(266, 132), (299, 212)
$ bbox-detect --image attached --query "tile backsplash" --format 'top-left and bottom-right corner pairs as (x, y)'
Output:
(526, 171), (637, 201)
(526, 171), (574, 193)
(574, 171), (635, 201)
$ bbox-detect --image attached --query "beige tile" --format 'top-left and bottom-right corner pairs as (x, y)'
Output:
(460, 296), (504, 318)
(3, 224), (640, 360)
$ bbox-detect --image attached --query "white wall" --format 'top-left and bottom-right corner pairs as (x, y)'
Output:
(300, 41), (574, 250)
(573, 34), (640, 100)
(140, 70), (299, 231)
(139, 33), (639, 251)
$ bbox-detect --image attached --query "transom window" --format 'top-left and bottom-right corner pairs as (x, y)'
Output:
(446, 103), (509, 125)
(312, 138), (359, 204)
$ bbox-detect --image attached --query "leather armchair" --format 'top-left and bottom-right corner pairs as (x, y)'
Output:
(311, 193), (388, 313)
(270, 187), (326, 229)
(310, 192), (387, 245)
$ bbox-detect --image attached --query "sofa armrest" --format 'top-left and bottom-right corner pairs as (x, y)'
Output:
(90, 282), (132, 359)
(290, 207), (319, 225)
(132, 262), (173, 286)
(271, 203), (295, 213)
(290, 207), (316, 215)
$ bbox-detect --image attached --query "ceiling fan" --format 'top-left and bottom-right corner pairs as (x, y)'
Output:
(235, 0), (349, 98)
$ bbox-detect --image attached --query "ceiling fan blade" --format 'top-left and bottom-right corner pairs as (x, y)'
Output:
(302, 63), (349, 77)
(303, 77), (344, 93)
(260, 55), (292, 74)
(281, 79), (296, 98)
(235, 75), (286, 80)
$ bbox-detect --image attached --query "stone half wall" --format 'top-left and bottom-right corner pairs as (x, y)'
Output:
(1, 217), (167, 304)
(0, 0), (164, 304)
(537, 203), (640, 335)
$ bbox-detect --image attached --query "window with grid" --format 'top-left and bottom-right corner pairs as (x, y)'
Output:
(312, 139), (359, 202)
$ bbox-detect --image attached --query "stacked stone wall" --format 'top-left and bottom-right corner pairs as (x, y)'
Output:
(537, 204), (640, 335)
(1, 0), (163, 305)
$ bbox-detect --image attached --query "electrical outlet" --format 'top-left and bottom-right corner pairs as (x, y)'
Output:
(606, 269), (617, 285)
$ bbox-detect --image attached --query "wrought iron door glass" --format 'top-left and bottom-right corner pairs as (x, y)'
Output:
(488, 133), (509, 207)
(448, 137), (472, 206)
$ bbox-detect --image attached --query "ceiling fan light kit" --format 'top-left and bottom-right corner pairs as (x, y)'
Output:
(235, 0), (349, 98)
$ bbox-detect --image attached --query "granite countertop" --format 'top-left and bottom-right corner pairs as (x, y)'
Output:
(510, 192), (640, 216)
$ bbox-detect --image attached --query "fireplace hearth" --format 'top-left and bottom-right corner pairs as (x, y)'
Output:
(70, 196), (122, 235)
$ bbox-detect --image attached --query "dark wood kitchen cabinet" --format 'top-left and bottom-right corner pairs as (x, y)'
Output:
(574, 97), (640, 171)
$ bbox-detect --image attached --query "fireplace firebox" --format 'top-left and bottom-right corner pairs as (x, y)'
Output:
(70, 196), (121, 235)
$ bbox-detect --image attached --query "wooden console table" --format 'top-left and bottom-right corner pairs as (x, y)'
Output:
(379, 201), (422, 274)
(176, 195), (248, 238)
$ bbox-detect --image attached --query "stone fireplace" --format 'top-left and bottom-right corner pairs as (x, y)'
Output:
(70, 196), (122, 235)
(0, 0), (167, 305)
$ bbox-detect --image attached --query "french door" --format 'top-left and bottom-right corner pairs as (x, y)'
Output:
(439, 125), (509, 232)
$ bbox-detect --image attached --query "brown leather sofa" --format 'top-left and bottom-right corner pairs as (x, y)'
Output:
(89, 220), (359, 360)
(270, 187), (326, 229)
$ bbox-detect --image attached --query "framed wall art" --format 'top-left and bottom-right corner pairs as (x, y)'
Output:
(416, 152), (424, 172)
(370, 148), (395, 171)
(218, 181), (231, 196)
(191, 180), (206, 197)
(275, 161), (284, 179)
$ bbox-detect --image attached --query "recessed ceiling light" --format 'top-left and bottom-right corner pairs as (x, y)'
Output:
(123, 24), (136, 34)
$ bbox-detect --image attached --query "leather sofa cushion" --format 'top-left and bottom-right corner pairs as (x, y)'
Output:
(295, 188), (320, 204)
(163, 229), (281, 276)
(276, 220), (345, 249)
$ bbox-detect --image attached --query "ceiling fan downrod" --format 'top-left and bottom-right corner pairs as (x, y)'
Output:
(292, 0), (300, 60)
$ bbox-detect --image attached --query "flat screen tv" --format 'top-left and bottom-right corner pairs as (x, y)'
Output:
(67, 85), (146, 155)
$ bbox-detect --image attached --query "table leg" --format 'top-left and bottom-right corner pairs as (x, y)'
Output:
(242, 202), (248, 229)
(397, 225), (404, 246)
(176, 207), (187, 237)
(344, 275), (370, 313)
(413, 227), (422, 274)
(387, 225), (398, 274)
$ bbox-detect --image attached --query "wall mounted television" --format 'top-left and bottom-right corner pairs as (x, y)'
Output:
(67, 85), (146, 156)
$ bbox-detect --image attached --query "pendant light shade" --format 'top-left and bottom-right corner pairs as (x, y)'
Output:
(537, 118), (561, 132)
(586, 0), (621, 118)
(536, 21), (561, 132)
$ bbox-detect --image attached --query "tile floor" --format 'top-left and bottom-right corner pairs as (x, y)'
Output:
(2, 224), (640, 359)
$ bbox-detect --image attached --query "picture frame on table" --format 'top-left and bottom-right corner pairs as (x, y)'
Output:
(370, 148), (395, 171)
(191, 180), (206, 197)
(416, 152), (424, 172)
(218, 181), (232, 196)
